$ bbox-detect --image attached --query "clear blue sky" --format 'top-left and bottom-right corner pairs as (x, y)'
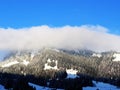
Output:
(0, 0), (120, 35)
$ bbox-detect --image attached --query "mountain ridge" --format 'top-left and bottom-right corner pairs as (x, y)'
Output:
(0, 48), (120, 79)
(0, 48), (120, 89)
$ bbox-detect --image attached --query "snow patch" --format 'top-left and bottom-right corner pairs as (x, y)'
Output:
(0, 84), (4, 90)
(66, 68), (78, 78)
(53, 48), (60, 52)
(47, 58), (51, 63)
(30, 50), (39, 60)
(92, 53), (102, 58)
(83, 81), (120, 90)
(29, 83), (63, 90)
(22, 60), (29, 66)
(1, 60), (29, 67)
(1, 61), (19, 67)
(29, 83), (48, 90)
(44, 59), (58, 70)
(31, 53), (35, 60)
(113, 53), (120, 61)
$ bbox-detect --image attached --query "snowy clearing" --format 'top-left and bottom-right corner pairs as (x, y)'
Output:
(83, 81), (120, 90)
(22, 60), (29, 66)
(113, 53), (120, 61)
(66, 68), (78, 79)
(1, 61), (19, 67)
(92, 53), (102, 58)
(44, 59), (58, 70)
(29, 83), (63, 90)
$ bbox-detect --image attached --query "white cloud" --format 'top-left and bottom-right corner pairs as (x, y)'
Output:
(0, 25), (120, 52)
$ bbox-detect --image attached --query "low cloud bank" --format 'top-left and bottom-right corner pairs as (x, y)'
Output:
(0, 25), (120, 52)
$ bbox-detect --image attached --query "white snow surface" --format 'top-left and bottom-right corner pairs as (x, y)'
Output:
(30, 50), (39, 60)
(31, 53), (35, 60)
(47, 58), (51, 63)
(66, 68), (78, 78)
(22, 60), (29, 66)
(44, 59), (58, 70)
(83, 81), (120, 90)
(29, 81), (120, 90)
(1, 60), (29, 67)
(113, 53), (120, 61)
(1, 61), (19, 67)
(29, 83), (63, 90)
(92, 53), (102, 58)
(0, 84), (4, 90)
(53, 48), (60, 52)
(0, 81), (119, 90)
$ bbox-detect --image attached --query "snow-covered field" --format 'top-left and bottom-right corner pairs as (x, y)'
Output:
(26, 81), (120, 90)
(83, 81), (120, 90)
(0, 85), (4, 90)
(22, 60), (30, 66)
(44, 58), (58, 70)
(1, 60), (30, 67)
(29, 83), (63, 90)
(66, 68), (78, 78)
(0, 81), (119, 90)
(113, 53), (120, 61)
(1, 61), (19, 67)
(92, 53), (102, 58)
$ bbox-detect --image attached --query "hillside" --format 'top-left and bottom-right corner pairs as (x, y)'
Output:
(0, 48), (120, 89)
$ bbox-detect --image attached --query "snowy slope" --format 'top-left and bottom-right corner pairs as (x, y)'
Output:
(83, 81), (120, 90)
(66, 68), (78, 78)
(22, 60), (30, 66)
(0, 81), (119, 90)
(113, 53), (120, 61)
(1, 61), (19, 67)
(29, 83), (63, 90)
(44, 58), (58, 70)
(92, 53), (102, 58)
(1, 60), (30, 67)
(29, 82), (120, 90)
(0, 85), (4, 90)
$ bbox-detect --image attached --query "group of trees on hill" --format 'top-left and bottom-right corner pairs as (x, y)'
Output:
(0, 72), (94, 90)
(0, 49), (120, 89)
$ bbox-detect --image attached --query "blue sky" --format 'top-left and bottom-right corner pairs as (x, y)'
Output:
(0, 0), (120, 35)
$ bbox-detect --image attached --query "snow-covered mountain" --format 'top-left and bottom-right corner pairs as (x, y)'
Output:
(0, 48), (120, 77)
(0, 48), (120, 90)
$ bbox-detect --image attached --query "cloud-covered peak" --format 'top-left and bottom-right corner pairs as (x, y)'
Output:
(0, 25), (120, 52)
